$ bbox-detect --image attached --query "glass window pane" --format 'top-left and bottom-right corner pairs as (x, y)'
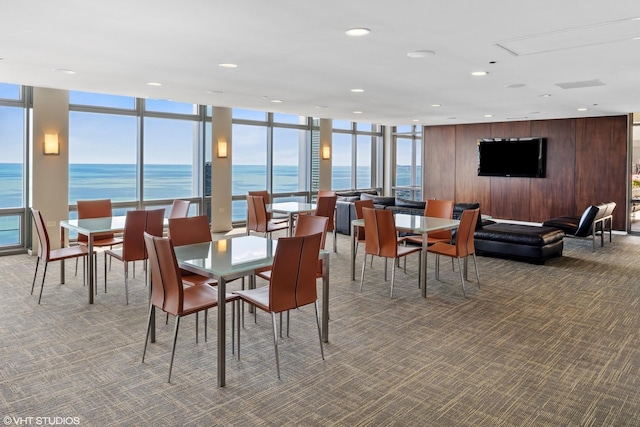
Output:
(396, 138), (412, 187)
(416, 138), (422, 191)
(0, 215), (20, 246)
(69, 91), (135, 109)
(333, 120), (351, 130)
(0, 106), (24, 208)
(69, 112), (137, 203)
(0, 83), (20, 100)
(232, 124), (267, 196)
(395, 125), (413, 134)
(356, 135), (372, 189)
(332, 132), (352, 190)
(356, 122), (374, 132)
(144, 117), (199, 200)
(233, 108), (266, 121)
(232, 199), (246, 223)
(273, 113), (305, 125)
(145, 99), (197, 115)
(273, 127), (307, 193)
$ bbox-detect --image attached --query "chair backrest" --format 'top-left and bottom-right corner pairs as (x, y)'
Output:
(294, 214), (328, 248)
(362, 207), (398, 258)
(145, 208), (166, 238)
(31, 209), (50, 261)
(425, 199), (454, 241)
(318, 190), (336, 197)
(168, 215), (212, 246)
(455, 208), (480, 257)
(144, 232), (184, 315)
(169, 199), (190, 219)
(354, 199), (374, 242)
(575, 205), (602, 237)
(315, 195), (337, 231)
(248, 190), (273, 220)
(247, 195), (268, 233)
(77, 199), (114, 242)
(269, 233), (323, 313)
(121, 210), (148, 262)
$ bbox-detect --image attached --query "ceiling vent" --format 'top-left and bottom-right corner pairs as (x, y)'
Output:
(555, 79), (606, 89)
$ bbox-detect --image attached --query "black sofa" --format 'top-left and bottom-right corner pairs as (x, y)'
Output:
(336, 193), (564, 264)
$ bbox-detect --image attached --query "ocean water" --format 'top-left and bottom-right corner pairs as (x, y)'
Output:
(0, 163), (380, 245)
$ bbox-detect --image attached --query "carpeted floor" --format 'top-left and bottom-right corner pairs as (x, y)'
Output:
(1, 231), (640, 426)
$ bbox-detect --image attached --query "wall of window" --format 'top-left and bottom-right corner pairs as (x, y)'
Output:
(0, 83), (28, 253)
(393, 125), (422, 200)
(332, 121), (383, 191)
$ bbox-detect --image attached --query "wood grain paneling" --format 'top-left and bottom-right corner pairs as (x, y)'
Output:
(423, 126), (456, 200)
(423, 115), (628, 230)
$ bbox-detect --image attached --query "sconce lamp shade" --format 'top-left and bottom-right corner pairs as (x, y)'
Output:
(44, 133), (59, 155)
(217, 140), (228, 158)
(321, 145), (331, 160)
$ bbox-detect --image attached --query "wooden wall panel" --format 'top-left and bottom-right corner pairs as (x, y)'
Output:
(530, 119), (576, 222)
(423, 115), (628, 230)
(423, 126), (456, 200)
(575, 116), (628, 230)
(455, 123), (491, 211)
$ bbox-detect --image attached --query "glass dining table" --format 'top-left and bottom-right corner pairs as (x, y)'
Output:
(350, 213), (460, 298)
(265, 202), (317, 236)
(173, 234), (330, 387)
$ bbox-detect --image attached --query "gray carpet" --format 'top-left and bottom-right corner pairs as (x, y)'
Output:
(1, 232), (640, 426)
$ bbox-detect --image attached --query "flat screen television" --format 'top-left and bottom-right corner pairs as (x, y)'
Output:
(477, 137), (547, 178)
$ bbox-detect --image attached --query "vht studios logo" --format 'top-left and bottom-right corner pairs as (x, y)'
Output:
(3, 416), (81, 425)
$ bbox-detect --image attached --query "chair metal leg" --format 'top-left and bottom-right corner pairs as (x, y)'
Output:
(457, 257), (467, 297)
(124, 262), (129, 305)
(236, 300), (241, 359)
(435, 254), (440, 280)
(168, 315), (181, 383)
(142, 305), (154, 363)
(38, 262), (48, 304)
(271, 312), (281, 379)
(314, 301), (324, 360)
(204, 309), (208, 343)
(472, 253), (480, 288)
(384, 258), (388, 281)
(390, 259), (397, 298)
(31, 258), (40, 295)
(360, 254), (368, 292)
(195, 312), (199, 344)
(231, 301), (236, 355)
(333, 229), (337, 253)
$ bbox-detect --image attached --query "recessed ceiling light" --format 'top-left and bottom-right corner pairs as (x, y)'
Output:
(484, 114), (493, 118)
(218, 63), (238, 68)
(471, 71), (488, 76)
(350, 88), (364, 93)
(147, 82), (162, 86)
(345, 28), (370, 37)
(412, 119), (420, 122)
(539, 94), (552, 98)
(353, 111), (363, 114)
(407, 50), (435, 58)
(52, 68), (76, 75)
(505, 83), (526, 88)
(577, 107), (588, 111)
(431, 104), (441, 107)
(206, 90), (223, 94)
(271, 99), (283, 103)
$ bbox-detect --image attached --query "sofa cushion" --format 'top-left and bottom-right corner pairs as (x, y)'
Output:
(360, 193), (396, 207)
(337, 195), (360, 203)
(474, 223), (565, 246)
(453, 202), (483, 230)
(394, 198), (426, 210)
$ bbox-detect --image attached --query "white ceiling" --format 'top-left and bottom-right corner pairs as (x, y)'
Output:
(2, 0), (640, 126)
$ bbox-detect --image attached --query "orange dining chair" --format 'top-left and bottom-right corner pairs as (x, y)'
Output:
(31, 209), (90, 304)
(318, 190), (336, 197)
(360, 207), (422, 298)
(233, 232), (324, 379)
(427, 208), (480, 297)
(141, 232), (239, 383)
(75, 199), (123, 280)
(248, 190), (289, 225)
(168, 199), (191, 218)
(353, 199), (374, 255)
(399, 199), (455, 271)
(168, 215), (218, 287)
(314, 194), (337, 252)
(256, 214), (328, 336)
(246, 194), (288, 237)
(104, 208), (165, 304)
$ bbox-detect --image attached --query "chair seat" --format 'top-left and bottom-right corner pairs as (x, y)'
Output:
(49, 245), (89, 262)
(181, 271), (218, 287)
(400, 234), (450, 246)
(179, 285), (234, 316)
(397, 244), (422, 258)
(427, 241), (457, 257)
(233, 286), (271, 313)
(266, 220), (289, 233)
(79, 237), (123, 247)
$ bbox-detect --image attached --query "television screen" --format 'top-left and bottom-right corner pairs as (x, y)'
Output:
(477, 137), (547, 178)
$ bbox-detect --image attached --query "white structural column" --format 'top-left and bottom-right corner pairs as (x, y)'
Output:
(210, 107), (233, 232)
(31, 88), (70, 251)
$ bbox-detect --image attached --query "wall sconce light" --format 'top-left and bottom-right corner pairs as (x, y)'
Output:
(217, 140), (228, 158)
(43, 133), (59, 155)
(322, 146), (331, 160)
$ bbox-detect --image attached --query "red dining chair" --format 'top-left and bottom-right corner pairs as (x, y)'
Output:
(360, 207), (422, 298)
(314, 195), (337, 252)
(246, 194), (288, 237)
(353, 199), (374, 255)
(31, 209), (90, 304)
(168, 215), (218, 287)
(169, 199), (191, 218)
(142, 232), (239, 383)
(233, 232), (324, 379)
(248, 190), (289, 225)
